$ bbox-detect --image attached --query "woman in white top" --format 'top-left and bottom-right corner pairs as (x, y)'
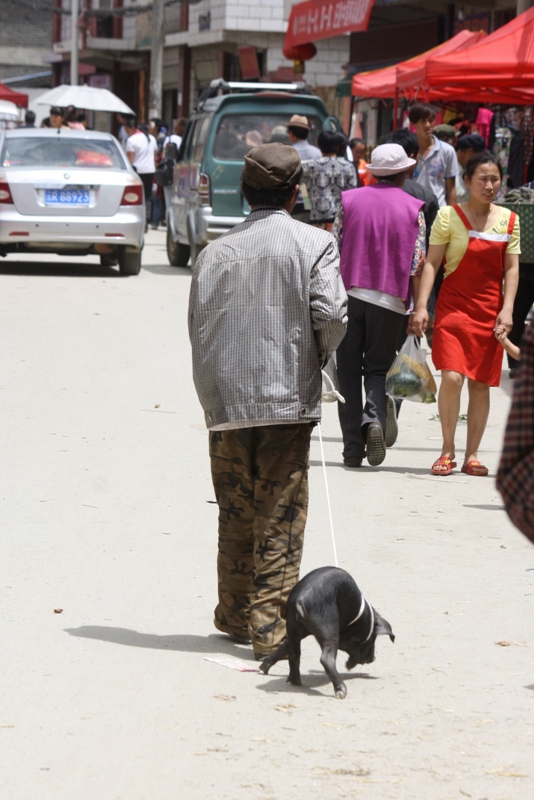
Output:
(124, 116), (157, 228)
(163, 118), (187, 153)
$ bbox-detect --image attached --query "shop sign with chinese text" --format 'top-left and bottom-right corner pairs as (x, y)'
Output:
(285, 0), (375, 48)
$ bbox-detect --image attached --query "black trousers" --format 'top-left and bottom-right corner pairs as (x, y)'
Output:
(508, 267), (534, 369)
(337, 296), (404, 460)
(139, 172), (154, 225)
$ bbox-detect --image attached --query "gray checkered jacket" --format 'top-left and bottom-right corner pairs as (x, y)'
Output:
(188, 208), (348, 429)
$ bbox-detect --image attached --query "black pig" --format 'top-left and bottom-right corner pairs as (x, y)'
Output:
(260, 566), (394, 699)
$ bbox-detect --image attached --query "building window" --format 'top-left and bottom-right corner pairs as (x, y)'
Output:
(96, 0), (114, 38)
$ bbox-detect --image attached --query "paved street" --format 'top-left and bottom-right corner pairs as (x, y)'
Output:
(1, 231), (533, 800)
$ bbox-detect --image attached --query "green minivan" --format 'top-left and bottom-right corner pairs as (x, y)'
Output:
(166, 80), (341, 267)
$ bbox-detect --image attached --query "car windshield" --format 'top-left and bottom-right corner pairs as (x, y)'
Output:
(213, 113), (324, 160)
(1, 137), (126, 169)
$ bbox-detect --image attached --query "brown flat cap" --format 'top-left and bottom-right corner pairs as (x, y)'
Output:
(242, 143), (301, 191)
(285, 114), (310, 130)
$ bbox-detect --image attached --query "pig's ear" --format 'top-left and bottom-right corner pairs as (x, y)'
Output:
(374, 610), (395, 643)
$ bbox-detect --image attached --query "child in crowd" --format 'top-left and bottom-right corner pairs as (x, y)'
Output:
(495, 325), (520, 361)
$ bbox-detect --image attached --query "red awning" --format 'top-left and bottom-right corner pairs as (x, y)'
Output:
(285, 0), (375, 50)
(396, 30), (486, 92)
(424, 7), (534, 89)
(351, 63), (397, 100)
(352, 30), (484, 99)
(0, 83), (28, 107)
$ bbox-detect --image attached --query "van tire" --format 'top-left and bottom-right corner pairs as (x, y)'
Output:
(167, 226), (190, 267)
(118, 249), (142, 276)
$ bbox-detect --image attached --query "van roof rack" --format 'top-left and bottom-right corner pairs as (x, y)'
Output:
(210, 79), (308, 93)
(195, 78), (310, 109)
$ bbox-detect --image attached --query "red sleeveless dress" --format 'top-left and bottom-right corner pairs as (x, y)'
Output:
(431, 205), (516, 387)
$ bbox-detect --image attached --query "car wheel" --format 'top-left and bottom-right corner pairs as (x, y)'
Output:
(118, 248), (142, 276)
(167, 225), (190, 267)
(100, 254), (118, 267)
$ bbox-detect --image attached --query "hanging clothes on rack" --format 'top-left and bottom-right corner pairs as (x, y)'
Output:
(521, 107), (533, 182)
(494, 126), (513, 195)
(475, 107), (494, 147)
(494, 125), (525, 193)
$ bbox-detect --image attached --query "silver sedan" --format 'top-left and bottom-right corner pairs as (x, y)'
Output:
(0, 128), (145, 275)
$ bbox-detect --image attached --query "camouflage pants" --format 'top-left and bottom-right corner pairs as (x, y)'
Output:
(209, 423), (312, 657)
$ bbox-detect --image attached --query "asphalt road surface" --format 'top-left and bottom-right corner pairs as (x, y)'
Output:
(1, 232), (533, 799)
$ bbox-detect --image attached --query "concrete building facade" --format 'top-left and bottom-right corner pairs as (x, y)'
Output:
(0, 0), (53, 88)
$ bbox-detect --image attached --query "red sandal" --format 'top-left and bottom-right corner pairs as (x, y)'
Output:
(431, 455), (457, 476)
(461, 460), (488, 477)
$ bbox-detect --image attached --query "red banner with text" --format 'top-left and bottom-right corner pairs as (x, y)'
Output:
(285, 0), (375, 49)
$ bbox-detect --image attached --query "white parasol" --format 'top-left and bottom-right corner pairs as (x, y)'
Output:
(35, 85), (134, 115)
(0, 99), (19, 120)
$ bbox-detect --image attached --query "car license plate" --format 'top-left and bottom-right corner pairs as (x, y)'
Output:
(44, 189), (90, 206)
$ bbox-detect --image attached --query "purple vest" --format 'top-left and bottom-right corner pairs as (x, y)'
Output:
(340, 184), (424, 305)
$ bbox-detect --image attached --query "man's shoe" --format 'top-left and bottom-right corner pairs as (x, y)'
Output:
(366, 422), (386, 466)
(343, 457), (363, 468)
(385, 396), (398, 448)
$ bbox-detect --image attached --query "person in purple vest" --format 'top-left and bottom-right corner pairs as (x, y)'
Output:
(332, 144), (426, 467)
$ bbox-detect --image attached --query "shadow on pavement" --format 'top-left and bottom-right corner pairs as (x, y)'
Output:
(141, 263), (191, 277)
(463, 503), (505, 511)
(65, 625), (256, 659)
(64, 625), (254, 661)
(309, 460), (437, 475)
(257, 670), (378, 697)
(0, 260), (119, 278)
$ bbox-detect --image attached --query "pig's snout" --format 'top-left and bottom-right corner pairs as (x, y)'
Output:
(346, 653), (375, 670)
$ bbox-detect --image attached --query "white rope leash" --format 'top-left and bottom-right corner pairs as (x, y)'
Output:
(317, 422), (338, 568)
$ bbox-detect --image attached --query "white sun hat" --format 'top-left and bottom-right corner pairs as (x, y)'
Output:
(366, 143), (417, 176)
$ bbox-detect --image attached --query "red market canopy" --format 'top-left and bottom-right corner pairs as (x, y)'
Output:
(396, 30), (486, 92)
(424, 6), (534, 89)
(0, 83), (28, 107)
(351, 63), (397, 99)
(352, 30), (484, 99)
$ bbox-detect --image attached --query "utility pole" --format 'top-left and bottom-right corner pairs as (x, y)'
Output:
(71, 0), (79, 86)
(149, 0), (165, 118)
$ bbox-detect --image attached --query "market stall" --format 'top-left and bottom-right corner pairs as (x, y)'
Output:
(423, 7), (534, 92)
(351, 30), (485, 101)
(0, 83), (28, 108)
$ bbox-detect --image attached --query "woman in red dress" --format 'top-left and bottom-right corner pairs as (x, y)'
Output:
(412, 153), (519, 476)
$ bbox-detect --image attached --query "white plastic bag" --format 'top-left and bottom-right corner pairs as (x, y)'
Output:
(321, 354), (345, 403)
(385, 335), (437, 403)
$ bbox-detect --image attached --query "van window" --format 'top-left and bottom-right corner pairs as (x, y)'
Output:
(213, 113), (323, 161)
(193, 116), (211, 162)
(182, 119), (200, 161)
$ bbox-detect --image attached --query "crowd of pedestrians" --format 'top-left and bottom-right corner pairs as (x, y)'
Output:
(116, 113), (187, 231)
(186, 117), (534, 660)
